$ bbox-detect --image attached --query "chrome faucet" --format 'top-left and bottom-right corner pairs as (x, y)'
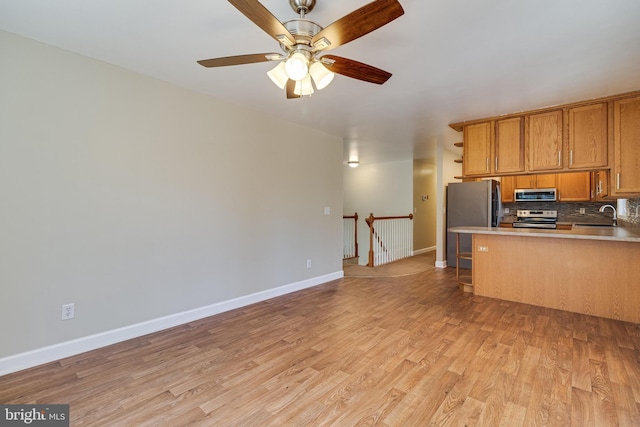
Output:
(599, 204), (617, 226)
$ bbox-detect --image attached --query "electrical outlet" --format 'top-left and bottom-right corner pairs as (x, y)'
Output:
(61, 303), (75, 320)
(579, 208), (586, 214)
(504, 207), (510, 214)
(324, 207), (330, 215)
(306, 259), (312, 268)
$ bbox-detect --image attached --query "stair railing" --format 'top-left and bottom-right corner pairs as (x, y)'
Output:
(365, 213), (414, 267)
(342, 212), (359, 260)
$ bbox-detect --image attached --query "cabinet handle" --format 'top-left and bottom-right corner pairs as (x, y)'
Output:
(569, 150), (573, 166)
(558, 151), (561, 166)
(598, 180), (603, 194)
(617, 173), (621, 190)
(495, 157), (498, 171)
(486, 158), (489, 171)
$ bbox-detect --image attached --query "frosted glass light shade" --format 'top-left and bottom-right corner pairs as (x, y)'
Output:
(267, 62), (288, 89)
(285, 52), (309, 81)
(309, 62), (335, 90)
(294, 74), (314, 96)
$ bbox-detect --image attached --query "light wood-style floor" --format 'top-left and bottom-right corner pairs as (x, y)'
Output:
(2, 255), (640, 426)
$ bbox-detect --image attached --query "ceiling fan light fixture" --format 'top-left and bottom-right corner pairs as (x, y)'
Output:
(267, 62), (289, 89)
(294, 74), (314, 96)
(285, 52), (309, 81)
(309, 61), (334, 90)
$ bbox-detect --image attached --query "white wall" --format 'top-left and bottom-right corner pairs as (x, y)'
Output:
(0, 31), (343, 370)
(435, 145), (462, 266)
(343, 160), (413, 265)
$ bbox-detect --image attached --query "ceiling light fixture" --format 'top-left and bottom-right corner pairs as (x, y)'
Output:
(285, 52), (309, 81)
(267, 55), (335, 97)
(294, 74), (314, 96)
(267, 62), (288, 89)
(309, 61), (334, 90)
(347, 160), (360, 168)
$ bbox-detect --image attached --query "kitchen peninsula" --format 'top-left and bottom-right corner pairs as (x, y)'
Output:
(449, 226), (640, 323)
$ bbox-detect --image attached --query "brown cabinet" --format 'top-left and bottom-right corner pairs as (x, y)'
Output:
(452, 90), (640, 198)
(514, 175), (535, 189)
(500, 176), (515, 203)
(528, 110), (563, 172)
(611, 95), (640, 196)
(463, 118), (524, 176)
(591, 170), (609, 201)
(495, 117), (525, 173)
(568, 103), (608, 169)
(536, 173), (557, 188)
(557, 172), (591, 201)
(514, 173), (556, 189)
(463, 122), (492, 176)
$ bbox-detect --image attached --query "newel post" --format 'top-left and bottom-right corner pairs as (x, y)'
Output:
(366, 213), (375, 267)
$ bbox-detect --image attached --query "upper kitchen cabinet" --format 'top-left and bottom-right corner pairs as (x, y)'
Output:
(568, 103), (608, 169)
(557, 172), (591, 201)
(463, 122), (492, 176)
(591, 170), (609, 201)
(528, 110), (563, 172)
(611, 95), (640, 196)
(501, 176), (515, 203)
(495, 117), (525, 174)
(463, 118), (524, 176)
(514, 173), (556, 189)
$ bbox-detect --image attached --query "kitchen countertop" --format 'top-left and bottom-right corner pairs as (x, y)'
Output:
(448, 225), (640, 243)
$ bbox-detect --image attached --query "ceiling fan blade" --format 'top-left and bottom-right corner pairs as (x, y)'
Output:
(286, 79), (301, 99)
(311, 0), (404, 51)
(321, 55), (392, 85)
(197, 53), (282, 68)
(228, 0), (296, 46)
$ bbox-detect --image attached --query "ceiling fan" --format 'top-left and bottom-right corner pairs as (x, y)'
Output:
(197, 0), (404, 99)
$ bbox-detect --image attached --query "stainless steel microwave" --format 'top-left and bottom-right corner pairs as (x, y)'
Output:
(514, 188), (557, 202)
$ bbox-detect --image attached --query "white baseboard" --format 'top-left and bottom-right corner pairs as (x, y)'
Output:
(435, 260), (448, 268)
(412, 246), (436, 255)
(0, 271), (344, 376)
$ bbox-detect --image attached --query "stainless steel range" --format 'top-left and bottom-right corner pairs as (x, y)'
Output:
(513, 210), (558, 229)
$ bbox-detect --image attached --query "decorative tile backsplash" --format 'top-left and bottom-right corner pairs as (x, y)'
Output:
(503, 198), (640, 226)
(625, 199), (640, 225)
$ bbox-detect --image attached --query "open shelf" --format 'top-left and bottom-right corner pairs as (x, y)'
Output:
(455, 234), (473, 293)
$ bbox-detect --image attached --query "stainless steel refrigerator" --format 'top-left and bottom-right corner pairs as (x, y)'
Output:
(446, 180), (502, 268)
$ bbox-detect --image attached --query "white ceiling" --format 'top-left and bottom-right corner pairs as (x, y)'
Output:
(2, 0), (640, 165)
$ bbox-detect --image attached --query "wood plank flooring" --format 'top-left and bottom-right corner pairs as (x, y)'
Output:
(2, 255), (640, 426)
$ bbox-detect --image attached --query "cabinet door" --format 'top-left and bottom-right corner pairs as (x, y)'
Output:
(591, 170), (609, 201)
(463, 122), (492, 176)
(495, 117), (525, 173)
(501, 176), (515, 203)
(557, 172), (591, 201)
(568, 103), (608, 169)
(515, 175), (536, 189)
(528, 110), (563, 171)
(612, 96), (640, 194)
(536, 173), (557, 188)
